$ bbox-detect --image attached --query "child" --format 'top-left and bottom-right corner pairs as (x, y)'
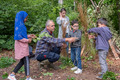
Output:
(69, 20), (82, 74)
(56, 8), (70, 39)
(88, 18), (112, 79)
(8, 11), (36, 80)
(56, 8), (70, 53)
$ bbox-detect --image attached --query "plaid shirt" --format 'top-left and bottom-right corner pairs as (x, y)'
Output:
(35, 28), (65, 55)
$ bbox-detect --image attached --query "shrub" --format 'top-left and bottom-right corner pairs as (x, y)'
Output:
(0, 57), (16, 68)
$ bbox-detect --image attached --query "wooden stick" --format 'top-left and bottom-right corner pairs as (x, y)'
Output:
(81, 45), (85, 56)
(109, 39), (119, 60)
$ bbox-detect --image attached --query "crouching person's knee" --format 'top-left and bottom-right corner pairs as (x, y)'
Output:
(49, 54), (60, 63)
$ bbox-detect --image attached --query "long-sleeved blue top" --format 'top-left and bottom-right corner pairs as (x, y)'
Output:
(88, 26), (112, 52)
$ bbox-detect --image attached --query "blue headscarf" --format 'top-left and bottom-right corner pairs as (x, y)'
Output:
(14, 11), (28, 40)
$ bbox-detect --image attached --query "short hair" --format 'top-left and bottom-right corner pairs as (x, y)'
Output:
(45, 20), (54, 27)
(97, 18), (108, 26)
(60, 8), (66, 12)
(71, 20), (78, 26)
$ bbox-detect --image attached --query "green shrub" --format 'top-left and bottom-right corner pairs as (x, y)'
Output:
(2, 72), (8, 79)
(0, 57), (16, 68)
(59, 56), (73, 69)
(66, 76), (76, 80)
(102, 71), (118, 80)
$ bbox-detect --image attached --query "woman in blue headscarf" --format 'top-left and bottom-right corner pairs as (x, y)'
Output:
(8, 11), (36, 80)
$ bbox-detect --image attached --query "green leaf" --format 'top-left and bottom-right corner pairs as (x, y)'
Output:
(2, 72), (8, 79)
(43, 72), (53, 76)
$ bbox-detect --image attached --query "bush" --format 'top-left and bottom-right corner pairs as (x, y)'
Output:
(102, 71), (118, 80)
(0, 57), (16, 68)
(59, 56), (73, 69)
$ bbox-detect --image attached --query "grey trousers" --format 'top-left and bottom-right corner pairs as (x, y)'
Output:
(98, 50), (108, 74)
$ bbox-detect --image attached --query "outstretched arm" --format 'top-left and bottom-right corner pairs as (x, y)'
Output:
(88, 27), (101, 34)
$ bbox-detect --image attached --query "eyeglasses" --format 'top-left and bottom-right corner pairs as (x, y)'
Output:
(73, 25), (79, 27)
(50, 25), (55, 27)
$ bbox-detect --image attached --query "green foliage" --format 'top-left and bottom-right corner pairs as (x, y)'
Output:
(0, 36), (14, 50)
(0, 0), (75, 50)
(67, 12), (79, 22)
(33, 32), (52, 43)
(86, 56), (94, 60)
(59, 56), (73, 69)
(66, 76), (76, 80)
(102, 71), (118, 80)
(0, 0), (119, 51)
(0, 57), (16, 68)
(42, 72), (53, 76)
(2, 72), (8, 79)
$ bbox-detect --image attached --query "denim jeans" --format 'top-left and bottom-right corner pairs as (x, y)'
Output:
(71, 47), (82, 69)
(65, 33), (69, 54)
(98, 50), (108, 74)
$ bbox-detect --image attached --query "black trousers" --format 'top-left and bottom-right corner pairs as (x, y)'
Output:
(13, 56), (30, 76)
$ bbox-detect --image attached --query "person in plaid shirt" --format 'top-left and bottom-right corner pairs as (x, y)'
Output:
(35, 20), (77, 69)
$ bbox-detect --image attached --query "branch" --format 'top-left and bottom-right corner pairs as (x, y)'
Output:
(90, 0), (96, 8)
(94, 1), (98, 7)
(98, 0), (103, 6)
(99, 0), (104, 8)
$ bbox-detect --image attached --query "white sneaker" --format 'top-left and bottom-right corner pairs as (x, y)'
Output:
(71, 66), (78, 71)
(74, 68), (82, 74)
(25, 77), (34, 80)
(8, 74), (17, 80)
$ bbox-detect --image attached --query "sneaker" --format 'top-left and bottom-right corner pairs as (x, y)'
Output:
(8, 74), (17, 80)
(96, 74), (103, 80)
(74, 68), (82, 74)
(71, 66), (78, 71)
(25, 77), (34, 80)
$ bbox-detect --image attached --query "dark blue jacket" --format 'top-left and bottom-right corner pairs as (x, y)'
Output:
(88, 26), (112, 52)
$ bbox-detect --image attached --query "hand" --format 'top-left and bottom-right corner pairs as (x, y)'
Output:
(70, 27), (72, 31)
(59, 12), (62, 19)
(85, 32), (88, 35)
(65, 37), (78, 43)
(28, 38), (32, 43)
(61, 43), (67, 48)
(88, 35), (95, 39)
(30, 34), (37, 39)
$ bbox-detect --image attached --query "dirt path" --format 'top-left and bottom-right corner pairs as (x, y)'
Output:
(0, 51), (120, 80)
